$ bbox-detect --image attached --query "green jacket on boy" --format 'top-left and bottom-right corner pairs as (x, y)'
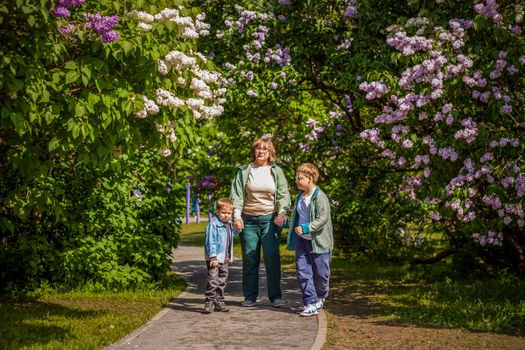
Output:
(287, 186), (334, 254)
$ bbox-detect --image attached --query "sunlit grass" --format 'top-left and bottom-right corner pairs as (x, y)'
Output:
(327, 256), (525, 335)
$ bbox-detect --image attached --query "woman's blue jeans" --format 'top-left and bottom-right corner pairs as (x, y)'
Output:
(240, 213), (282, 302)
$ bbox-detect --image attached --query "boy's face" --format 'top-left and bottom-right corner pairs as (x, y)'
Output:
(217, 207), (233, 223)
(295, 172), (312, 191)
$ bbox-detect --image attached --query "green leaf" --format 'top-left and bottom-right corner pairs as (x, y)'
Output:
(10, 112), (25, 134)
(82, 74), (90, 87)
(75, 103), (86, 117)
(64, 61), (78, 70)
(27, 15), (35, 27)
(101, 112), (112, 129)
(101, 95), (111, 108)
(88, 93), (100, 106)
(66, 70), (80, 84)
(48, 137), (60, 152)
(72, 124), (80, 139)
(122, 41), (132, 55)
(81, 65), (91, 79)
(97, 144), (107, 157)
(78, 152), (90, 165)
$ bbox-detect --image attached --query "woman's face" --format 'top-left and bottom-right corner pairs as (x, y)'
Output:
(254, 142), (270, 164)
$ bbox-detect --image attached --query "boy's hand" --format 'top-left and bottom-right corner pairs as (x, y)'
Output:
(233, 219), (244, 231)
(274, 212), (286, 226)
(295, 226), (303, 235)
(209, 260), (218, 268)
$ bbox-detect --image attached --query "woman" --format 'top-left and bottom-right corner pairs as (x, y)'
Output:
(230, 136), (291, 307)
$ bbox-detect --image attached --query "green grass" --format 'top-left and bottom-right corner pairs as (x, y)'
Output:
(180, 222), (208, 246)
(328, 256), (525, 335)
(0, 274), (185, 349)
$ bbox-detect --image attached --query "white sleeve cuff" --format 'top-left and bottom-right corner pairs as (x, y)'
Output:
(234, 208), (242, 220)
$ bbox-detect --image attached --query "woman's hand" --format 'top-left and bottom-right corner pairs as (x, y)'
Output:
(209, 260), (218, 268)
(274, 212), (286, 227)
(294, 226), (303, 235)
(233, 219), (244, 231)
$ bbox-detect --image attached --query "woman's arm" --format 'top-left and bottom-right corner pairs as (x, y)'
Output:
(230, 167), (246, 230)
(274, 166), (291, 213)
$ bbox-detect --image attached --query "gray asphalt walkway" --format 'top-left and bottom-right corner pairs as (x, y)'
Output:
(106, 246), (326, 350)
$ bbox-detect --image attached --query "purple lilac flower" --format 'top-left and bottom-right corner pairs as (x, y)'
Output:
(53, 0), (86, 17)
(85, 13), (120, 43)
(299, 142), (309, 152)
(501, 176), (514, 189)
(500, 104), (513, 114)
(516, 176), (525, 197)
(54, 6), (71, 17)
(474, 0), (503, 25)
(359, 81), (389, 99)
(387, 31), (433, 56)
(58, 24), (75, 36)
(479, 152), (493, 163)
(344, 6), (358, 19)
(100, 31), (120, 43)
(430, 212), (442, 220)
(306, 118), (317, 127)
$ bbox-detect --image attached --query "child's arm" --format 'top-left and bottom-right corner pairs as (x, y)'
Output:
(205, 224), (219, 266)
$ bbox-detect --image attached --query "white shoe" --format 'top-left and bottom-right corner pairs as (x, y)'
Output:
(315, 298), (325, 311)
(299, 304), (319, 317)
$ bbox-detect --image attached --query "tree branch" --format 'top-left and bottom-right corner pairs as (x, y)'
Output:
(411, 247), (458, 264)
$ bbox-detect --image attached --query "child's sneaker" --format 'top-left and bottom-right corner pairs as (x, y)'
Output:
(315, 298), (325, 311)
(299, 304), (319, 317)
(202, 301), (214, 314)
(214, 300), (230, 312)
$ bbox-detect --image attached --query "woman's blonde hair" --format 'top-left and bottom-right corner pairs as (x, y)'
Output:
(297, 163), (320, 184)
(251, 136), (277, 164)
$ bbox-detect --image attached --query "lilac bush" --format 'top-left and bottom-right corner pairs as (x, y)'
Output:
(359, 0), (524, 268)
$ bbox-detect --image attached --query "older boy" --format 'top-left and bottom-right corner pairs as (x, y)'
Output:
(203, 197), (236, 314)
(287, 163), (333, 317)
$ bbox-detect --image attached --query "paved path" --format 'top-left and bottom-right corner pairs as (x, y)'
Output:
(106, 246), (326, 350)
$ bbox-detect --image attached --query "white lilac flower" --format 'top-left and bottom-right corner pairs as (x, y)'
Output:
(186, 98), (205, 110)
(168, 130), (177, 142)
(143, 96), (159, 114)
(128, 10), (155, 22)
(160, 147), (172, 157)
(137, 22), (152, 31)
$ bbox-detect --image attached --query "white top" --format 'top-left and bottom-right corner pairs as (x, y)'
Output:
(242, 164), (276, 217)
(297, 188), (315, 240)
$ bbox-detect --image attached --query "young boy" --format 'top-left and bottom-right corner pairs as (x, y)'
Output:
(287, 163), (333, 317)
(203, 197), (236, 314)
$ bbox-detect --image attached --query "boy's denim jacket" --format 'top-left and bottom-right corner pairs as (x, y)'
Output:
(205, 215), (236, 263)
(286, 186), (334, 254)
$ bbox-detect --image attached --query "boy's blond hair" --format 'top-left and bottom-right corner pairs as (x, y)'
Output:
(297, 163), (320, 184)
(216, 197), (234, 212)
